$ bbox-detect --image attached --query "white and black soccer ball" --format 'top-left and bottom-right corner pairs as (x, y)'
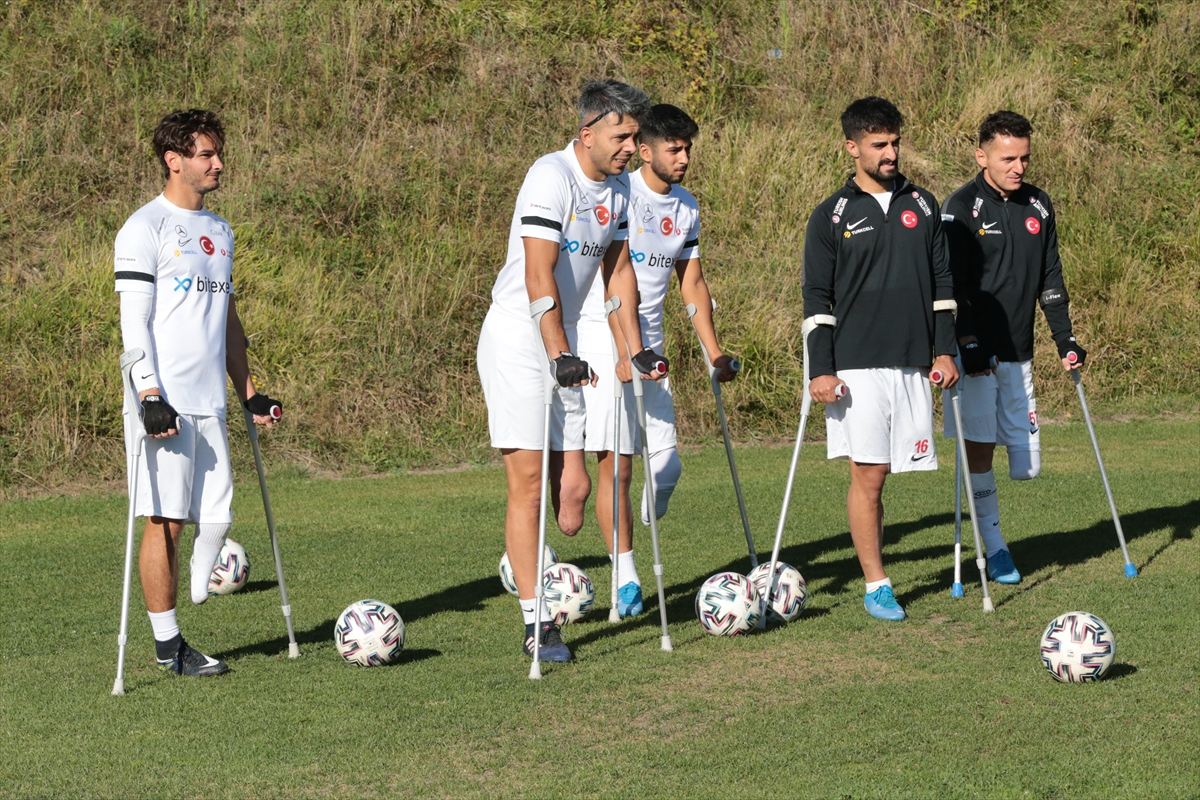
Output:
(1040, 611), (1116, 683)
(499, 545), (558, 596)
(542, 562), (594, 625)
(747, 561), (808, 624)
(208, 539), (250, 596)
(695, 571), (763, 636)
(335, 599), (405, 667)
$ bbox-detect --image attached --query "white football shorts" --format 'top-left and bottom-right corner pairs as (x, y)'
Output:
(124, 412), (234, 524)
(824, 366), (938, 473)
(943, 357), (1039, 451)
(477, 305), (586, 451)
(578, 352), (677, 455)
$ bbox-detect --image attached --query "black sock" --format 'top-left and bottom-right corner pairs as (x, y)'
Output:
(155, 634), (183, 661)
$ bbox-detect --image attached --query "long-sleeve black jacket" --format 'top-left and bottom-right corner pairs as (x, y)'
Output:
(802, 174), (957, 378)
(943, 171), (1074, 362)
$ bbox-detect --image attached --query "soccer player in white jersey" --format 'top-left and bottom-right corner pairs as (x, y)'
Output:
(477, 81), (666, 661)
(577, 104), (738, 617)
(115, 109), (282, 677)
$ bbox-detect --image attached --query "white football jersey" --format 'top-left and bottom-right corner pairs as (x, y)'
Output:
(578, 168), (700, 354)
(114, 194), (235, 418)
(489, 141), (631, 337)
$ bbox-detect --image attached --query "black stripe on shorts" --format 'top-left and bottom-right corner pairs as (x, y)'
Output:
(520, 216), (563, 232)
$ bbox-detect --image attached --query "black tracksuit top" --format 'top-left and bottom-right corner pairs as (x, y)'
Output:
(802, 174), (957, 378)
(943, 171), (1074, 362)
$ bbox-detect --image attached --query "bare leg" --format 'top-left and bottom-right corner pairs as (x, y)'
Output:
(594, 451), (633, 554)
(965, 440), (996, 473)
(140, 516), (185, 613)
(550, 449), (591, 536)
(502, 448), (543, 600)
(847, 460), (890, 583)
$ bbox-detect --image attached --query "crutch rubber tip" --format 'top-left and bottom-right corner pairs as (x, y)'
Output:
(983, 599), (995, 613)
(950, 582), (964, 598)
(608, 609), (620, 623)
(661, 636), (674, 652)
(288, 643), (301, 659)
(1124, 563), (1138, 578)
(929, 369), (944, 384)
(111, 680), (125, 696)
(529, 664), (542, 680)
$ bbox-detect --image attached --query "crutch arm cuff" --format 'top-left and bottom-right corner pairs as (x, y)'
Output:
(932, 299), (958, 313)
(800, 314), (837, 335)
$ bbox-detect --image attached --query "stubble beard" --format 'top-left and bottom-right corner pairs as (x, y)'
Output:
(864, 159), (898, 186)
(650, 159), (683, 186)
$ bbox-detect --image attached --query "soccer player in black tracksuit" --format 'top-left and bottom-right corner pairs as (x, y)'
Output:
(802, 97), (960, 621)
(941, 110), (1087, 584)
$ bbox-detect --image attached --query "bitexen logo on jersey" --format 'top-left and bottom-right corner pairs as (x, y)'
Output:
(561, 240), (607, 257)
(172, 276), (231, 293)
(174, 277), (193, 292)
(647, 254), (675, 269)
(630, 250), (647, 263)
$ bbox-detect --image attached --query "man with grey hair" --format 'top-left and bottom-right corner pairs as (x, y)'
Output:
(477, 79), (666, 663)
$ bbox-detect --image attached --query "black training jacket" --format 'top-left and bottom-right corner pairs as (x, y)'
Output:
(802, 174), (956, 378)
(943, 171), (1074, 362)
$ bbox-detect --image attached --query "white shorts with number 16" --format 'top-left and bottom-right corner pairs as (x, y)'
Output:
(824, 367), (937, 473)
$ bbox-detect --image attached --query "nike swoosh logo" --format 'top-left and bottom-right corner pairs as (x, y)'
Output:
(911, 453), (932, 462)
(982, 221), (998, 229)
(845, 217), (869, 230)
(201, 654), (220, 667)
(140, 373), (154, 380)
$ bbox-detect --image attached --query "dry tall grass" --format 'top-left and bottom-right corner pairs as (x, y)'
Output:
(2, 0), (1197, 491)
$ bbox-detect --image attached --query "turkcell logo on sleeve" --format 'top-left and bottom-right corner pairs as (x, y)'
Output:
(561, 239), (607, 258)
(173, 276), (232, 293)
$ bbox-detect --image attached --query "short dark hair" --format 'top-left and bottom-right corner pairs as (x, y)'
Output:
(578, 80), (651, 129)
(979, 110), (1033, 146)
(152, 109), (225, 178)
(841, 96), (903, 141)
(635, 104), (699, 145)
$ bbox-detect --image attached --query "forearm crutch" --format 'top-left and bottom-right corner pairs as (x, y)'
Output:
(626, 344), (673, 652)
(935, 367), (994, 613)
(685, 301), (756, 567)
(528, 296), (557, 678)
(762, 316), (843, 628)
(605, 296), (623, 623)
(1066, 352), (1136, 577)
(113, 348), (147, 696)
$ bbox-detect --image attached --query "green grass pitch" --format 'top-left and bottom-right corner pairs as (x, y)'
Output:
(0, 418), (1196, 797)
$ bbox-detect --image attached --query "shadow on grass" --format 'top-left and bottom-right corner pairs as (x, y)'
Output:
(899, 498), (1198, 608)
(235, 580), (280, 595)
(1104, 663), (1138, 680)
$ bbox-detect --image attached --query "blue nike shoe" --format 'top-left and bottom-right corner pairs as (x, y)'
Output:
(864, 585), (906, 621)
(986, 550), (1021, 584)
(617, 582), (644, 618)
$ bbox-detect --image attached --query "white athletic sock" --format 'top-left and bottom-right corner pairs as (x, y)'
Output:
(865, 577), (892, 594)
(640, 447), (682, 525)
(519, 597), (552, 626)
(971, 470), (1008, 557)
(147, 608), (180, 642)
(617, 549), (641, 588)
(190, 523), (230, 604)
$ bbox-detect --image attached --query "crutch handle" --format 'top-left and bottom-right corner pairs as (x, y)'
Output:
(929, 369), (944, 385)
(834, 383), (848, 398)
(1067, 350), (1079, 365)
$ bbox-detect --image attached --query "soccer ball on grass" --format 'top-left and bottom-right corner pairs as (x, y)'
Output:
(695, 572), (763, 636)
(1040, 611), (1115, 683)
(335, 599), (406, 667)
(499, 545), (558, 596)
(747, 561), (808, 624)
(542, 562), (594, 625)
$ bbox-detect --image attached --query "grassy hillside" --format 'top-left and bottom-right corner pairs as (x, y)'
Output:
(2, 0), (1197, 491)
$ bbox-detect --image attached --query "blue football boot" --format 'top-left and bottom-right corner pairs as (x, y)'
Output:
(864, 585), (907, 621)
(617, 582), (644, 618)
(986, 549), (1021, 584)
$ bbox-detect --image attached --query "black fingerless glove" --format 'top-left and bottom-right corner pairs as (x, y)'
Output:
(960, 341), (994, 376)
(550, 353), (589, 388)
(244, 393), (283, 420)
(141, 395), (180, 436)
(632, 348), (669, 376)
(1056, 335), (1087, 366)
